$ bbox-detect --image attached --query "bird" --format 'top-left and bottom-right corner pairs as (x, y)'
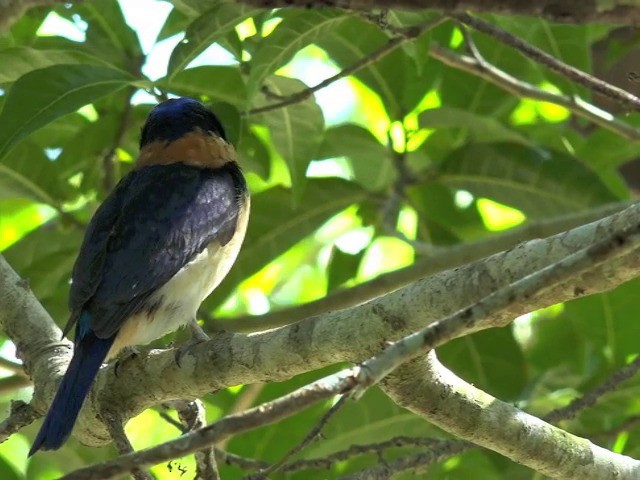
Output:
(29, 97), (250, 455)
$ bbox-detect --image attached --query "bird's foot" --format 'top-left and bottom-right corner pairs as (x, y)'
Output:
(175, 319), (210, 367)
(114, 346), (140, 377)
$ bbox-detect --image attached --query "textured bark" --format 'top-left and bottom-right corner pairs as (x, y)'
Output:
(3, 202), (640, 449)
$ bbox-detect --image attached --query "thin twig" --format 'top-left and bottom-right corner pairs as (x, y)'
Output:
(244, 16), (447, 116)
(544, 355), (640, 424)
(102, 411), (153, 480)
(452, 13), (640, 111)
(0, 400), (39, 442)
(429, 43), (640, 141)
(248, 396), (347, 478)
(282, 436), (467, 473)
(338, 440), (470, 479)
(219, 383), (265, 448)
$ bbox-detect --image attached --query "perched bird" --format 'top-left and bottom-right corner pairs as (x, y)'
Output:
(29, 98), (249, 455)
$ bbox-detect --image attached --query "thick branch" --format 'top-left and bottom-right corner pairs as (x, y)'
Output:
(2, 200), (640, 450)
(223, 201), (631, 332)
(381, 353), (640, 480)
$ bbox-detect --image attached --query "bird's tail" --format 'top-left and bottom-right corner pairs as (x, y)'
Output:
(29, 316), (114, 456)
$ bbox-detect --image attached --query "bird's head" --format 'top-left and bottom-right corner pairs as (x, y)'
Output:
(140, 98), (226, 148)
(136, 98), (235, 170)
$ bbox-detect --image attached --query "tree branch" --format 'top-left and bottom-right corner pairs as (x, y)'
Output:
(3, 201), (640, 453)
(244, 16), (446, 116)
(426, 33), (640, 141)
(452, 12), (640, 111)
(221, 201), (632, 332)
(381, 352), (640, 480)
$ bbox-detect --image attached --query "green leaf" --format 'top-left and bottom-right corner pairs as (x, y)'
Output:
(0, 140), (73, 204)
(440, 328), (528, 400)
(253, 76), (324, 198)
(316, 17), (422, 118)
(77, 0), (142, 67)
(205, 178), (367, 309)
(157, 66), (247, 105)
(419, 107), (531, 145)
(317, 124), (392, 192)
(4, 226), (83, 323)
(327, 247), (363, 290)
(0, 47), (109, 84)
(408, 183), (487, 244)
(245, 10), (349, 97)
(436, 143), (619, 217)
(170, 0), (216, 17)
(156, 7), (191, 41)
(0, 64), (132, 160)
(168, 3), (259, 76)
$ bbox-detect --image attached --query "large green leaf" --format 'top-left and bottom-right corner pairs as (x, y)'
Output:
(253, 76), (324, 197)
(77, 0), (142, 68)
(157, 66), (246, 105)
(167, 3), (259, 76)
(0, 47), (109, 83)
(439, 328), (528, 401)
(0, 140), (73, 204)
(435, 143), (619, 217)
(0, 64), (132, 160)
(317, 124), (392, 192)
(3, 226), (83, 323)
(419, 107), (531, 145)
(245, 9), (349, 98)
(205, 178), (367, 309)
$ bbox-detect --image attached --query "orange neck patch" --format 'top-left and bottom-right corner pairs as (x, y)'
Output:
(135, 131), (237, 170)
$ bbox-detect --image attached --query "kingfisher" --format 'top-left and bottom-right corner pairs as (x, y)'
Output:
(29, 98), (250, 455)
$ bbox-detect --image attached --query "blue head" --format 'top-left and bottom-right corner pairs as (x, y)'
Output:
(140, 98), (226, 147)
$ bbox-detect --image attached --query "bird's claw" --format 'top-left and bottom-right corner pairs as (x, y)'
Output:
(114, 346), (140, 376)
(175, 319), (210, 367)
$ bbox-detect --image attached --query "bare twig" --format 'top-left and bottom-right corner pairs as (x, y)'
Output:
(60, 371), (360, 480)
(544, 355), (640, 424)
(248, 396), (347, 478)
(219, 383), (264, 448)
(244, 16), (446, 116)
(0, 400), (39, 442)
(103, 411), (153, 480)
(452, 13), (640, 111)
(429, 43), (640, 141)
(338, 440), (470, 479)
(166, 399), (220, 480)
(282, 436), (468, 473)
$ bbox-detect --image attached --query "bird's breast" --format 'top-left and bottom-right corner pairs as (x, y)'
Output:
(109, 194), (250, 356)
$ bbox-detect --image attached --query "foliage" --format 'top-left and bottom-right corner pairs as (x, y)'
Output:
(0, 0), (639, 478)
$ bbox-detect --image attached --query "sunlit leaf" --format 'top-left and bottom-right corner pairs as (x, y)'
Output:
(167, 3), (259, 76)
(245, 9), (349, 97)
(436, 143), (619, 217)
(0, 64), (132, 160)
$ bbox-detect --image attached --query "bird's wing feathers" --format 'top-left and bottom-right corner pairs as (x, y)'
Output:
(68, 162), (243, 339)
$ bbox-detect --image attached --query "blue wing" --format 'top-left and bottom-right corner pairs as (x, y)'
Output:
(67, 162), (245, 339)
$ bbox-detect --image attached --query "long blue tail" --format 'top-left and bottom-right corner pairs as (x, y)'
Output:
(29, 315), (114, 456)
